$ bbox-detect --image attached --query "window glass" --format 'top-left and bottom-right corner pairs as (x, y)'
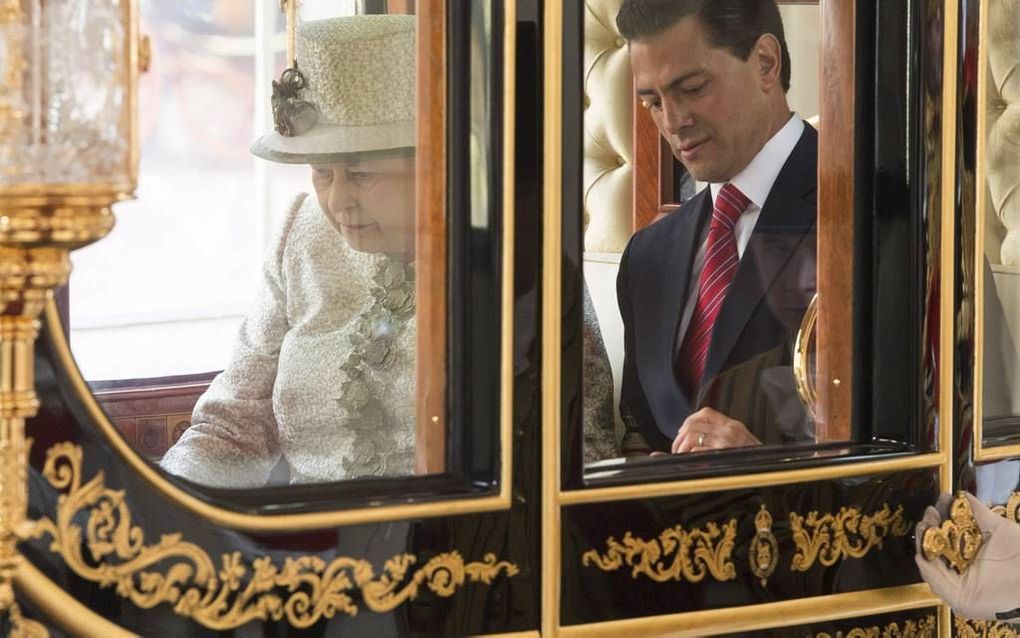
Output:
(65, 1), (500, 493)
(581, 2), (826, 467)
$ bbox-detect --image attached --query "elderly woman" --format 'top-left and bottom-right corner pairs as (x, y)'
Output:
(161, 15), (418, 487)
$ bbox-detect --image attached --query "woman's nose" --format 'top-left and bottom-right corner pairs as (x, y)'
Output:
(329, 170), (357, 213)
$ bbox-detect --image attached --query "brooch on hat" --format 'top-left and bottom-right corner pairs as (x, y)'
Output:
(271, 63), (319, 136)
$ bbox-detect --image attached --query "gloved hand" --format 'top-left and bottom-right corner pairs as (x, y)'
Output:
(915, 491), (1020, 621)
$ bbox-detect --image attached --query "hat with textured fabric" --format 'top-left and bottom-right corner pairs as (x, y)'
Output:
(251, 15), (416, 164)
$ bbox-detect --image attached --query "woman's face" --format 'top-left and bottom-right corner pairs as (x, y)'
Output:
(311, 154), (416, 258)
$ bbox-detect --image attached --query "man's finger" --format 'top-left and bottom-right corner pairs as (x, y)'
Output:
(671, 426), (689, 454)
(674, 430), (695, 454)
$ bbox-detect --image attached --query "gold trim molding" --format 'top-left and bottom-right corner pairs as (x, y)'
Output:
(580, 520), (737, 583)
(921, 493), (984, 573)
(27, 442), (518, 631)
(955, 618), (1019, 638)
(815, 614), (937, 638)
(791, 504), (911, 572)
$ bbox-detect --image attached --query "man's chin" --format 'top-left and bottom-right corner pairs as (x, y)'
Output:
(674, 158), (720, 184)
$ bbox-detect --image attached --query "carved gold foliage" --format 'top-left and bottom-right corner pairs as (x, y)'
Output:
(580, 519), (737, 583)
(28, 443), (519, 631)
(815, 614), (936, 638)
(921, 493), (984, 573)
(954, 617), (1019, 638)
(8, 603), (48, 638)
(790, 504), (911, 572)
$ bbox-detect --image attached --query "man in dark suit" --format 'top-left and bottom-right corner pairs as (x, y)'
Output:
(615, 0), (817, 455)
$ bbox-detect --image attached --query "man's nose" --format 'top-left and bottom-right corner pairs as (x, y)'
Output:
(660, 99), (693, 135)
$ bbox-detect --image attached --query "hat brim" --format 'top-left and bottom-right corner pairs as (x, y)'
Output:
(251, 119), (416, 164)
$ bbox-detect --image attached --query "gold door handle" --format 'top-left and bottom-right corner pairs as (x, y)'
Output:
(921, 492), (984, 573)
(793, 293), (819, 420)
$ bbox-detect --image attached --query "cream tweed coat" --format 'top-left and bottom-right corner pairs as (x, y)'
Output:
(160, 194), (416, 487)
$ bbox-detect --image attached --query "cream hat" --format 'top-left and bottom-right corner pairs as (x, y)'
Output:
(251, 15), (416, 164)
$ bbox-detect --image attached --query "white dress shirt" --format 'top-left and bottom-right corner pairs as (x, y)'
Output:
(676, 115), (806, 349)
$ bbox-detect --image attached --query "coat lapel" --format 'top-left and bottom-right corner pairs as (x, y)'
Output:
(699, 126), (818, 394)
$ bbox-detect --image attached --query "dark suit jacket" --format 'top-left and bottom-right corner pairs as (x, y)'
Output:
(617, 124), (818, 452)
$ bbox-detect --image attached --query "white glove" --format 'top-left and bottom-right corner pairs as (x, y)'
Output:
(915, 491), (1020, 621)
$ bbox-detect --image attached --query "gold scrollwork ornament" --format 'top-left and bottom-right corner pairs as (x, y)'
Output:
(8, 602), (48, 638)
(27, 443), (518, 631)
(921, 492), (984, 573)
(790, 504), (911, 572)
(749, 505), (778, 587)
(815, 614), (937, 638)
(990, 491), (1020, 525)
(954, 617), (1019, 638)
(581, 519), (737, 583)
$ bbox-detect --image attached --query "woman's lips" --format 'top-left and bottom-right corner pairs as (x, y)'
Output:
(340, 222), (375, 232)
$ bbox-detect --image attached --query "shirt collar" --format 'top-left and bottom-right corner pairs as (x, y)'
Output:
(710, 115), (805, 210)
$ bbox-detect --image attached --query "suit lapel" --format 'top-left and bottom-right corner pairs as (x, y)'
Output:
(664, 190), (712, 355)
(700, 126), (818, 393)
(634, 190), (711, 432)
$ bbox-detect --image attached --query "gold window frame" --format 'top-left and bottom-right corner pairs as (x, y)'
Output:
(27, 1), (517, 533)
(541, 0), (959, 633)
(971, 0), (1020, 462)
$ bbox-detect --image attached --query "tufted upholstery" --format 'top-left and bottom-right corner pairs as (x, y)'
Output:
(986, 0), (1020, 264)
(583, 0), (633, 253)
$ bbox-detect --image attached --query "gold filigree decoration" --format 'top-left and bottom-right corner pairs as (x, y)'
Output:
(790, 504), (911, 572)
(749, 504), (778, 587)
(815, 615), (936, 638)
(8, 602), (48, 638)
(28, 443), (519, 631)
(922, 492), (984, 573)
(990, 491), (1020, 525)
(954, 617), (1019, 638)
(580, 519), (737, 583)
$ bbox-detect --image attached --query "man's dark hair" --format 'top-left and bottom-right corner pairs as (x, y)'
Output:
(616, 0), (791, 93)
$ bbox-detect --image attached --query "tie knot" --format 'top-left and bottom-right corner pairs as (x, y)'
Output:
(712, 183), (750, 228)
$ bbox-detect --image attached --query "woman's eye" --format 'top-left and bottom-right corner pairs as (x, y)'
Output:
(348, 170), (375, 185)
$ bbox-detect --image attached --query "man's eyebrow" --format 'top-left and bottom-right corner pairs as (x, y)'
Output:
(635, 70), (707, 96)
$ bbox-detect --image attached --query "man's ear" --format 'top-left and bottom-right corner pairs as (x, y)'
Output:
(755, 33), (783, 90)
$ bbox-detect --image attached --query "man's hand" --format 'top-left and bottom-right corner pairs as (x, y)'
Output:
(671, 408), (762, 453)
(915, 491), (1020, 622)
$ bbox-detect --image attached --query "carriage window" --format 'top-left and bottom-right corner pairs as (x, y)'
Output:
(580, 1), (861, 471)
(65, 1), (502, 493)
(977, 0), (1020, 454)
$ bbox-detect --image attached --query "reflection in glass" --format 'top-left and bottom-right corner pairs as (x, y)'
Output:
(582, 1), (823, 464)
(157, 14), (421, 487)
(980, 0), (1020, 447)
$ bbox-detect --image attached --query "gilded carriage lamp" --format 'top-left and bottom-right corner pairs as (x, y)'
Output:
(0, 0), (142, 620)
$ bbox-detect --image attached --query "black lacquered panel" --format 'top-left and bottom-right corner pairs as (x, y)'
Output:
(561, 469), (937, 625)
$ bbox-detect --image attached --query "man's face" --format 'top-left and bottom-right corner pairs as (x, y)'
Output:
(311, 155), (416, 257)
(630, 16), (778, 183)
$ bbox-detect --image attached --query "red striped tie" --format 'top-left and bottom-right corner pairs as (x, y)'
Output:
(677, 183), (751, 396)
